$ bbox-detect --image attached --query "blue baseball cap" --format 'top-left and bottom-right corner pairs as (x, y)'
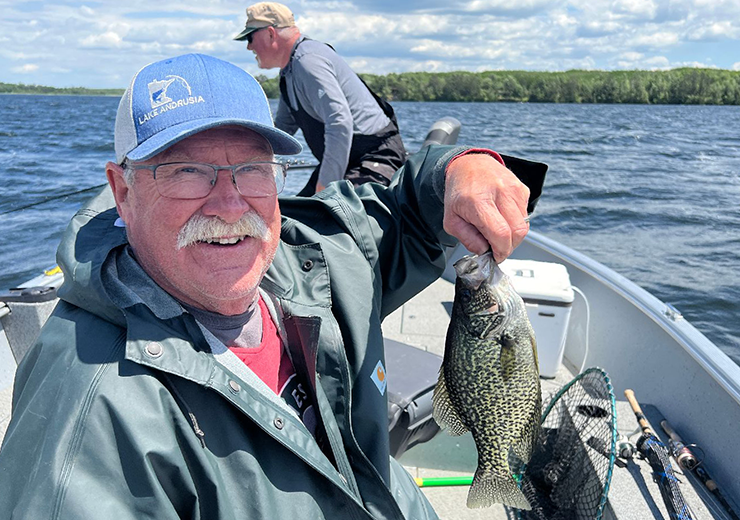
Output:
(114, 53), (301, 164)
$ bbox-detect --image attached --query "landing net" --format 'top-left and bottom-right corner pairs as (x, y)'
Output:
(514, 367), (617, 520)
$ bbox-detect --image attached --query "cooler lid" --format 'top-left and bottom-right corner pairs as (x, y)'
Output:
(499, 259), (574, 304)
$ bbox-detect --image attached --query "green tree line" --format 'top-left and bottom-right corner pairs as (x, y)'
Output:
(0, 82), (123, 96)
(259, 68), (740, 105)
(5, 68), (740, 104)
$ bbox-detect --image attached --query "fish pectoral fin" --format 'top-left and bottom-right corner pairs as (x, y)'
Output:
(529, 328), (539, 369)
(432, 369), (469, 436)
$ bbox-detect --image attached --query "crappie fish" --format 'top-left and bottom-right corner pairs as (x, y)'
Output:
(432, 251), (541, 510)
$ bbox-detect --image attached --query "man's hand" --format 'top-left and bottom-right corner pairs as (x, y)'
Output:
(443, 152), (531, 262)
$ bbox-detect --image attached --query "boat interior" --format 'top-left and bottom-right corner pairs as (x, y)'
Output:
(384, 236), (740, 519)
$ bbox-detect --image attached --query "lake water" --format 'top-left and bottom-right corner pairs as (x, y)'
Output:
(1, 95), (738, 365)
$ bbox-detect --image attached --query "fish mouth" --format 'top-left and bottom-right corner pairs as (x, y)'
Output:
(454, 253), (493, 289)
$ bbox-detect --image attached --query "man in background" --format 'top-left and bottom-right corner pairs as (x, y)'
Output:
(234, 2), (407, 195)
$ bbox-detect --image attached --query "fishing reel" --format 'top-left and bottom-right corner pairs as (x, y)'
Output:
(667, 439), (704, 471)
(617, 435), (636, 459)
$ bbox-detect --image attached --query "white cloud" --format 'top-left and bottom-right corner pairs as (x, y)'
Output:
(612, 0), (658, 19)
(672, 60), (718, 68)
(79, 31), (125, 49)
(615, 54), (670, 69)
(688, 21), (740, 40)
(577, 20), (622, 37)
(410, 39), (506, 60)
(11, 64), (39, 73)
(621, 52), (645, 62)
(632, 31), (680, 47)
(734, 62), (740, 71)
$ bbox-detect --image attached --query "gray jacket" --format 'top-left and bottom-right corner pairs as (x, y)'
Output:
(0, 145), (471, 519)
(275, 36), (391, 186)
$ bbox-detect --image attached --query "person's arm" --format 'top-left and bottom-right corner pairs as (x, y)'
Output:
(291, 145), (543, 318)
(293, 54), (353, 189)
(0, 317), (196, 520)
(274, 96), (299, 135)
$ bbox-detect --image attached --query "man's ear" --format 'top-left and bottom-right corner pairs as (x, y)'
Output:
(106, 161), (132, 224)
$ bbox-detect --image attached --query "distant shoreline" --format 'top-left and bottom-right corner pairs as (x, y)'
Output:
(5, 67), (740, 104)
(0, 83), (124, 96)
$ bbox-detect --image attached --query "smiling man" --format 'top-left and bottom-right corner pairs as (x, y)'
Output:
(0, 53), (538, 519)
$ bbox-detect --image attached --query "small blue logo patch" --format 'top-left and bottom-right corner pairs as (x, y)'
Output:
(148, 75), (191, 108)
(371, 360), (387, 396)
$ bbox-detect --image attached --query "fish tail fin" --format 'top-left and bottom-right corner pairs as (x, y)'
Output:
(432, 368), (469, 436)
(467, 468), (532, 510)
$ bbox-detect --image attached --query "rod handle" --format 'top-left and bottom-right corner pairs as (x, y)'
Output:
(624, 389), (653, 436)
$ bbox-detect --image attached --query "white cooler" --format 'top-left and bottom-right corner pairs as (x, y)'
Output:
(499, 259), (574, 378)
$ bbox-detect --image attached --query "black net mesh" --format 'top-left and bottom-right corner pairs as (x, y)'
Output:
(514, 368), (617, 520)
(639, 435), (696, 520)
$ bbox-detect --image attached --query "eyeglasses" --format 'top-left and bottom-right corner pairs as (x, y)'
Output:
(124, 161), (287, 199)
(246, 25), (275, 44)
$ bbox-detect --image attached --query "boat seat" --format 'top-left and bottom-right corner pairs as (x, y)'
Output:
(1, 287), (61, 445)
(385, 338), (442, 458)
(0, 286), (60, 366)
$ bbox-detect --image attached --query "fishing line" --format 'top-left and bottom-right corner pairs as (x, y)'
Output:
(1, 183), (107, 215)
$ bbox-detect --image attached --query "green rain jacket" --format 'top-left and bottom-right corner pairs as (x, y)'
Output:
(0, 145), (531, 519)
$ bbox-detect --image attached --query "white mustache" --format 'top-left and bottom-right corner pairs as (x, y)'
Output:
(176, 212), (271, 250)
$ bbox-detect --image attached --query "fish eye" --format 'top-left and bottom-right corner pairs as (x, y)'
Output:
(461, 289), (472, 303)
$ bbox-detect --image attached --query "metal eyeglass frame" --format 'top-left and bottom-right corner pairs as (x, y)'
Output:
(122, 160), (288, 199)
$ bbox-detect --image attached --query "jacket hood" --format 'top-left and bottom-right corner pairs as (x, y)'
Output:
(56, 186), (131, 327)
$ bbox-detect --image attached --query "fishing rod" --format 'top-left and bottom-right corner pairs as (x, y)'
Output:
(660, 419), (740, 520)
(1, 162), (321, 216)
(624, 389), (696, 520)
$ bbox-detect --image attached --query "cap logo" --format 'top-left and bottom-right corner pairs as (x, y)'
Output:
(138, 75), (206, 126)
(149, 75), (190, 108)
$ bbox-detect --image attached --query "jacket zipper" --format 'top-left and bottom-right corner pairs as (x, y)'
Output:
(163, 373), (207, 449)
(188, 412), (206, 448)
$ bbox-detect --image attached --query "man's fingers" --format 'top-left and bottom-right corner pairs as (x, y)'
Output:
(443, 152), (532, 262)
(443, 215), (491, 256)
(444, 205), (519, 260)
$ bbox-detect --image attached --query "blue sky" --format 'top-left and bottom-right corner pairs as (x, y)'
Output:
(3, 0), (740, 88)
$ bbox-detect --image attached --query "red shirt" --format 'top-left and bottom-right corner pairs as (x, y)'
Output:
(228, 297), (317, 433)
(228, 296), (294, 394)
